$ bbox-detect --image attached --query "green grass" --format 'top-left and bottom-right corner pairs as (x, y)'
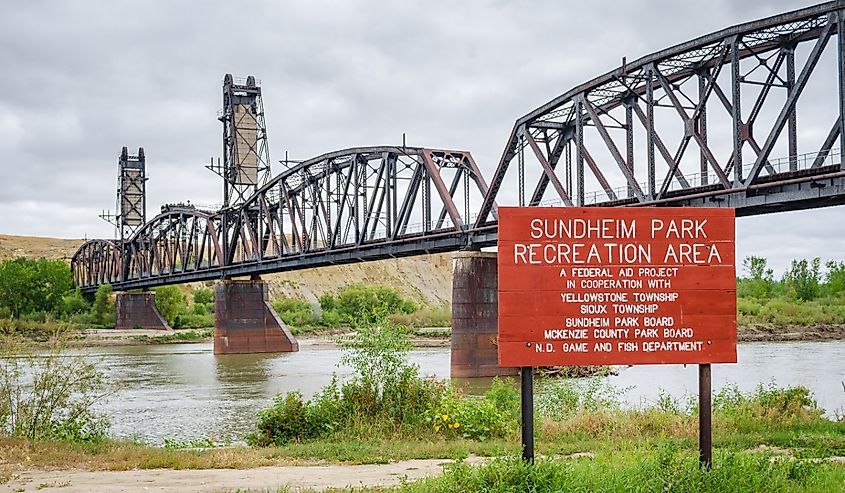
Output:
(384, 449), (845, 493)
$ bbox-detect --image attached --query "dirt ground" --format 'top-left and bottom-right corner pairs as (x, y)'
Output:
(738, 323), (845, 342)
(1, 457), (483, 492)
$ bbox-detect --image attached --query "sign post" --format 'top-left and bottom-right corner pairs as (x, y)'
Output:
(699, 363), (712, 468)
(520, 366), (534, 463)
(497, 207), (736, 468)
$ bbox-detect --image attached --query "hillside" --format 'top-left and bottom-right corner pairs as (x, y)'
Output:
(0, 234), (83, 261)
(0, 234), (454, 306)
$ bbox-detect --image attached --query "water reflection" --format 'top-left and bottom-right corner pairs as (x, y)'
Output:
(82, 340), (845, 444)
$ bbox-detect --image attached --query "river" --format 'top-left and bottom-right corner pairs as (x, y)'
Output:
(84, 339), (845, 444)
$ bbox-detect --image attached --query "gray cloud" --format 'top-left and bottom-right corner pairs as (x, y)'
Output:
(0, 0), (840, 274)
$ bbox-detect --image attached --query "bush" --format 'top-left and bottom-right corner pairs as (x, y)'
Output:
(714, 383), (822, 426)
(387, 305), (452, 328)
(193, 287), (214, 305)
(425, 379), (518, 441)
(174, 311), (214, 329)
(339, 324), (413, 394)
(271, 297), (319, 327)
(536, 375), (629, 420)
(91, 284), (114, 326)
(0, 333), (113, 442)
(321, 284), (416, 327)
(60, 289), (90, 317)
(250, 323), (447, 445)
(248, 391), (328, 445)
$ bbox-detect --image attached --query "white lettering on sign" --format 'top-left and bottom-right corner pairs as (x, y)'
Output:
(530, 218), (637, 240)
(544, 329), (588, 339)
(650, 219), (708, 239)
(562, 342), (589, 352)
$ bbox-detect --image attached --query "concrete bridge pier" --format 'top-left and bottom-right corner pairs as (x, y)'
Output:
(451, 251), (518, 378)
(115, 291), (171, 330)
(214, 278), (299, 355)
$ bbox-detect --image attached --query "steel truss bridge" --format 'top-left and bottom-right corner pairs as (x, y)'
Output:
(74, 2), (845, 293)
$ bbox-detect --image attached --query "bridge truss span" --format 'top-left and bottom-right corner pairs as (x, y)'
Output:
(476, 1), (845, 223)
(73, 2), (845, 293)
(225, 146), (491, 265)
(74, 146), (495, 291)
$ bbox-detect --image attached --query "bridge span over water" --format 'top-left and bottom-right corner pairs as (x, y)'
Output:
(74, 2), (845, 294)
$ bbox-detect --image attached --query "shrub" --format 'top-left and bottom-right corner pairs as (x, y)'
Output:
(425, 379), (518, 441)
(175, 311), (214, 329)
(248, 391), (327, 445)
(91, 283), (114, 326)
(736, 298), (763, 316)
(714, 383), (822, 426)
(536, 375), (629, 420)
(250, 323), (447, 445)
(0, 333), (114, 442)
(271, 297), (319, 327)
(60, 289), (90, 317)
(339, 324), (413, 395)
(388, 305), (452, 328)
(321, 284), (415, 327)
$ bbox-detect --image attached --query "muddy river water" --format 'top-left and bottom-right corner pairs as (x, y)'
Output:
(81, 339), (845, 444)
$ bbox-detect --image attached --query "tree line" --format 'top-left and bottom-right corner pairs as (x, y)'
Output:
(2, 255), (844, 331)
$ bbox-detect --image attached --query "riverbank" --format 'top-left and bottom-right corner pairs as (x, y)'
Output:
(63, 323), (845, 348)
(1, 416), (843, 492)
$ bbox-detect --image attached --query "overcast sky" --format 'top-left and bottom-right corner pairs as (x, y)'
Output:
(0, 0), (841, 274)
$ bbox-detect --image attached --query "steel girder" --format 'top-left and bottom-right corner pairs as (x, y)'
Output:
(475, 1), (845, 225)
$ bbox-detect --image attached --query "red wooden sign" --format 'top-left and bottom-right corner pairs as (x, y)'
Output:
(497, 207), (736, 367)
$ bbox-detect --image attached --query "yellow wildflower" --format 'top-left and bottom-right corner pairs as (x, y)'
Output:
(441, 414), (449, 421)
(452, 422), (460, 429)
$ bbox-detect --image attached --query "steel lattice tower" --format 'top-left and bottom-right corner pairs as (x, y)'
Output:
(215, 74), (272, 208)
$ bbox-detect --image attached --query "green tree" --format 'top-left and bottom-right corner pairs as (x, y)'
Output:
(193, 287), (214, 305)
(154, 286), (186, 325)
(91, 284), (114, 325)
(0, 258), (73, 317)
(783, 257), (821, 301)
(737, 256), (776, 299)
(825, 260), (845, 295)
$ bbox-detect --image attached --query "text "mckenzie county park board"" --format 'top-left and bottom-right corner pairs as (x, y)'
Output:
(497, 207), (737, 367)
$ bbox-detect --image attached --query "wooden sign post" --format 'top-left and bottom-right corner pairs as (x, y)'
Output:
(497, 207), (736, 467)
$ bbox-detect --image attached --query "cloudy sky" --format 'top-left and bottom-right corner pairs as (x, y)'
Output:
(0, 0), (841, 274)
